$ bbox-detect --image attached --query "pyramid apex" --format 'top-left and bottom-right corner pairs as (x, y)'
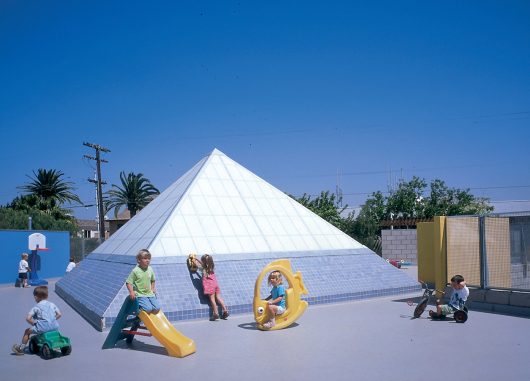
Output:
(210, 148), (225, 156)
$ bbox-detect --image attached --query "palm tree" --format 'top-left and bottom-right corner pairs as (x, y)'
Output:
(105, 171), (160, 217)
(18, 169), (81, 206)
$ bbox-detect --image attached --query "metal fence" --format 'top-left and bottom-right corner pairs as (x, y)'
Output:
(70, 237), (101, 262)
(446, 215), (530, 291)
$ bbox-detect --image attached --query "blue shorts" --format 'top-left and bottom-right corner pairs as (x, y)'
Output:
(137, 296), (160, 313)
(31, 322), (59, 335)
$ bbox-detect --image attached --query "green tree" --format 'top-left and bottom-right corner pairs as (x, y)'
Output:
(424, 179), (493, 217)
(386, 176), (427, 219)
(290, 191), (348, 230)
(18, 168), (81, 206)
(345, 191), (386, 254)
(9, 194), (75, 221)
(105, 171), (160, 217)
(0, 207), (78, 235)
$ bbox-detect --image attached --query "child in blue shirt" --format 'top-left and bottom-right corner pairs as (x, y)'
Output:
(12, 286), (62, 355)
(263, 271), (286, 329)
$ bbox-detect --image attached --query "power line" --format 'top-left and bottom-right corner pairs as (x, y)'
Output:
(294, 184), (530, 199)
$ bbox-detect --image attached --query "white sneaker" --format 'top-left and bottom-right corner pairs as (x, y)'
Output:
(263, 320), (276, 329)
(12, 344), (24, 355)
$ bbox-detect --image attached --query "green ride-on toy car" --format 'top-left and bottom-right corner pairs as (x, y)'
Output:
(28, 330), (72, 359)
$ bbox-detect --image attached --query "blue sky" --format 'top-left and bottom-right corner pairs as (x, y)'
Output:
(1, 1), (529, 220)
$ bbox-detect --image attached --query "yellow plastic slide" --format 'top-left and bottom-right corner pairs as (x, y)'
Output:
(138, 310), (196, 358)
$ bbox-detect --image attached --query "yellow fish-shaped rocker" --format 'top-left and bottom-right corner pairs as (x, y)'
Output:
(253, 259), (309, 331)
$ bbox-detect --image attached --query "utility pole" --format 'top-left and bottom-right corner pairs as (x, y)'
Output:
(83, 142), (110, 242)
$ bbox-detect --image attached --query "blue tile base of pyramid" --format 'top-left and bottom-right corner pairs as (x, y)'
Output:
(55, 250), (420, 331)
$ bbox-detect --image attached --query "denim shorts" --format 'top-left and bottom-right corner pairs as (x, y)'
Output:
(137, 296), (160, 313)
(31, 321), (59, 334)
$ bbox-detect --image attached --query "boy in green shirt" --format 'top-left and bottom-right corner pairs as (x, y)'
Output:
(126, 249), (160, 314)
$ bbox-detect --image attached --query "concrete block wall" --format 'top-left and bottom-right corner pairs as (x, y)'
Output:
(382, 229), (417, 265)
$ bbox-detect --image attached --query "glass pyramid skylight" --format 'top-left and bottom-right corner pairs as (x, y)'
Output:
(94, 149), (365, 258)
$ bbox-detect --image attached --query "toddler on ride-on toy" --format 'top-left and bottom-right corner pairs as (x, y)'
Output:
(429, 274), (469, 320)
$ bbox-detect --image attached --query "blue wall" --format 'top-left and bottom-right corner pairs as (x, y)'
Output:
(0, 230), (70, 285)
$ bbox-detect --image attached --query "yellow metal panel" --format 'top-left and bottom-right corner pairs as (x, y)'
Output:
(433, 216), (447, 294)
(417, 222), (435, 284)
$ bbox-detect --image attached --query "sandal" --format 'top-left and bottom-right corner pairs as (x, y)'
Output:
(209, 313), (219, 321)
(221, 311), (229, 319)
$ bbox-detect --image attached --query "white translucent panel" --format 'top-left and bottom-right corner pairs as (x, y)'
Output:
(178, 197), (195, 215)
(255, 216), (275, 235)
(208, 236), (229, 254)
(214, 215), (235, 236)
(244, 198), (264, 216)
(201, 163), (218, 179)
(289, 215), (310, 235)
(231, 197), (249, 216)
(300, 235), (320, 250)
(160, 238), (180, 255)
(198, 215), (222, 237)
(208, 196), (226, 216)
(314, 234), (332, 248)
(169, 215), (190, 237)
(303, 216), (325, 235)
(289, 235), (307, 251)
(183, 215), (205, 237)
(279, 198), (297, 215)
(149, 241), (165, 257)
(239, 216), (261, 235)
(236, 236), (257, 253)
(322, 222), (342, 236)
(252, 235), (270, 252)
(175, 236), (196, 254)
(224, 161), (244, 180)
(193, 236), (212, 254)
(196, 178), (215, 196)
(268, 196), (287, 216)
(262, 182), (281, 199)
(158, 223), (177, 239)
(276, 216), (296, 236)
(265, 235), (285, 251)
(324, 234), (341, 249)
(209, 153), (222, 165)
(233, 180), (253, 198)
(246, 181), (265, 198)
(226, 215), (248, 236)
(336, 234), (352, 249)
(189, 194), (211, 215)
(269, 217), (288, 236)
(219, 197), (237, 216)
(257, 198), (275, 216)
(221, 180), (239, 197)
(206, 178), (226, 196)
(279, 235), (297, 250)
(223, 236), (244, 253)
(213, 161), (230, 180)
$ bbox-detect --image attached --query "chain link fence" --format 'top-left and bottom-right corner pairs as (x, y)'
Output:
(70, 237), (101, 262)
(446, 215), (530, 291)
